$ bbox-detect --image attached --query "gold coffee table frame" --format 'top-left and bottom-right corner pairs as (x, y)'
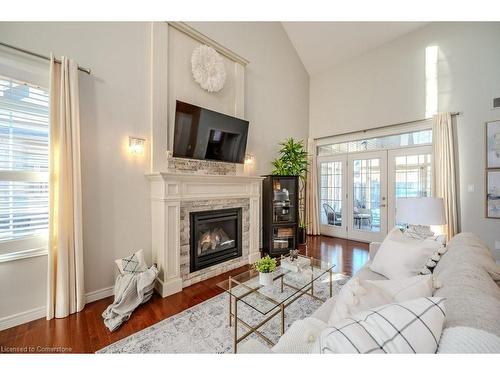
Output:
(218, 255), (334, 353)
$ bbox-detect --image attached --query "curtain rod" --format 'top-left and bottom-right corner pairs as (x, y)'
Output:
(0, 41), (91, 75)
(313, 112), (462, 141)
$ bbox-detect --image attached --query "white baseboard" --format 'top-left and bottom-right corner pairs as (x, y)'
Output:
(0, 306), (46, 331)
(85, 286), (114, 304)
(0, 286), (114, 331)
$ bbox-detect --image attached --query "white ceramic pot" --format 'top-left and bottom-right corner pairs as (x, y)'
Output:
(259, 272), (274, 286)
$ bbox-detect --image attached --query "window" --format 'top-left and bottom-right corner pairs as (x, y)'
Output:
(317, 129), (432, 157)
(0, 75), (49, 260)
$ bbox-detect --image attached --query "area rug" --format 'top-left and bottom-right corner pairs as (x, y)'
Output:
(97, 273), (348, 353)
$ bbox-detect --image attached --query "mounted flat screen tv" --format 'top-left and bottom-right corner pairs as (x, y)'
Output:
(173, 100), (249, 164)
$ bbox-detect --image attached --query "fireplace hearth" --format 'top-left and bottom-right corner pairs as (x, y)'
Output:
(190, 208), (242, 272)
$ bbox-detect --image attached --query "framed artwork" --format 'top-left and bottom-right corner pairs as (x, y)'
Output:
(486, 120), (500, 168)
(486, 169), (500, 219)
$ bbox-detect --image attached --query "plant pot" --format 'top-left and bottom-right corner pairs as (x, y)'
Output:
(298, 227), (307, 245)
(259, 272), (274, 286)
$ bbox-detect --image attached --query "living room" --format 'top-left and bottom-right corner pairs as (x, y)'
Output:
(1, 0), (500, 372)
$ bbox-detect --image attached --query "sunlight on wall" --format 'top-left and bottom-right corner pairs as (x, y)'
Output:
(425, 46), (439, 118)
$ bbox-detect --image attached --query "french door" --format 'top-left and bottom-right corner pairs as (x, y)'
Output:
(347, 151), (387, 242)
(318, 155), (347, 238)
(318, 146), (432, 242)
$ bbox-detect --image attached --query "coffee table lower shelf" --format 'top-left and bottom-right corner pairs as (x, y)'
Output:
(226, 269), (333, 353)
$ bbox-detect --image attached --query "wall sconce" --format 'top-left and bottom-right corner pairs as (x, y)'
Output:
(244, 153), (255, 165)
(129, 136), (145, 155)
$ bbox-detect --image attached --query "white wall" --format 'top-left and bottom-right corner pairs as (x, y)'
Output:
(0, 22), (309, 325)
(310, 22), (500, 255)
(189, 22), (310, 175)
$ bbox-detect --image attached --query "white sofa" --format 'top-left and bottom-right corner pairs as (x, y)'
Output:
(240, 233), (500, 353)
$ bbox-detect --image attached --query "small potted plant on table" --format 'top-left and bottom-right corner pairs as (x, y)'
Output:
(254, 255), (277, 286)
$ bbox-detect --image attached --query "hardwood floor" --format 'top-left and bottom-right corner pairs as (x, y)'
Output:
(0, 236), (368, 354)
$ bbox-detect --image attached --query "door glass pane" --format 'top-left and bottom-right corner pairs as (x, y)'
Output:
(319, 161), (342, 227)
(394, 153), (432, 227)
(352, 158), (381, 232)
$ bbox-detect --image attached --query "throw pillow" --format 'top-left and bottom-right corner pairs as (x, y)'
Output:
(419, 246), (448, 275)
(370, 227), (443, 279)
(328, 277), (392, 325)
(115, 249), (148, 275)
(312, 297), (446, 354)
(272, 317), (327, 353)
(366, 275), (434, 302)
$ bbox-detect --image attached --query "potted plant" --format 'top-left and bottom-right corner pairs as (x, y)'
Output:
(271, 138), (309, 245)
(254, 255), (277, 286)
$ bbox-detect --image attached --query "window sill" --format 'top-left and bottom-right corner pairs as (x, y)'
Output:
(0, 247), (48, 263)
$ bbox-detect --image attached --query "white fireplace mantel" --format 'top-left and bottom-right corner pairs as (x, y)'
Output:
(147, 172), (264, 297)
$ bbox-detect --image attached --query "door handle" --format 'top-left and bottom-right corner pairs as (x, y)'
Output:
(380, 204), (386, 208)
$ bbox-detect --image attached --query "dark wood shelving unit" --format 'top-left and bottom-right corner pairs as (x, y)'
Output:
(262, 175), (299, 257)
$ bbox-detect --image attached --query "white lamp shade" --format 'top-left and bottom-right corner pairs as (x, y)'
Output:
(396, 197), (446, 225)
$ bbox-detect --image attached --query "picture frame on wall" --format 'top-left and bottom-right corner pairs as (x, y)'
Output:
(486, 169), (500, 219)
(486, 120), (500, 168)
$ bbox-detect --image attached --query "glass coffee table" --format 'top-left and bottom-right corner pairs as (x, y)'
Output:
(217, 254), (335, 353)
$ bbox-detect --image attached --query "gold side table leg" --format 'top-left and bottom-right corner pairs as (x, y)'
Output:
(280, 275), (284, 293)
(329, 269), (333, 298)
(228, 277), (232, 326)
(233, 297), (238, 354)
(310, 268), (314, 296)
(281, 304), (285, 335)
(280, 304), (285, 335)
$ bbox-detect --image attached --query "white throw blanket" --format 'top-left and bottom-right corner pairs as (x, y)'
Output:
(102, 266), (159, 332)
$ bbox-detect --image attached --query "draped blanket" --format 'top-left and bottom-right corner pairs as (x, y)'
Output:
(102, 266), (159, 332)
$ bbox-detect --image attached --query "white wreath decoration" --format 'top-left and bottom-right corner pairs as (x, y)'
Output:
(191, 45), (226, 93)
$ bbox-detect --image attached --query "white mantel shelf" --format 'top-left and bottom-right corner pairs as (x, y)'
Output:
(147, 172), (263, 297)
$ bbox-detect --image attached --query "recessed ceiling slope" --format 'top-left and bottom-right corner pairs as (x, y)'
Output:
(282, 22), (428, 75)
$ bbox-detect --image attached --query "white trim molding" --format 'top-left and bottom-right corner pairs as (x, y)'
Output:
(147, 172), (263, 297)
(167, 22), (249, 66)
(0, 246), (47, 263)
(0, 287), (115, 331)
(0, 306), (46, 332)
(85, 286), (114, 304)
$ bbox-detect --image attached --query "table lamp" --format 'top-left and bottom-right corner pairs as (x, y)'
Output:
(396, 197), (446, 239)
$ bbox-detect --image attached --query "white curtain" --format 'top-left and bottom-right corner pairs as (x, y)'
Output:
(433, 112), (458, 240)
(47, 55), (85, 320)
(306, 138), (320, 235)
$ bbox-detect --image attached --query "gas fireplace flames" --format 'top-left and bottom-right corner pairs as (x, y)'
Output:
(198, 228), (235, 254)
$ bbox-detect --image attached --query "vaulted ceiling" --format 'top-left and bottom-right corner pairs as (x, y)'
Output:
(281, 22), (428, 75)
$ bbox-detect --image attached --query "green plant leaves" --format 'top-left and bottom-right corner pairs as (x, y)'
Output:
(271, 138), (309, 179)
(254, 255), (277, 273)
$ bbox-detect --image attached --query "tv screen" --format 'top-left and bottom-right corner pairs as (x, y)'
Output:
(173, 101), (249, 164)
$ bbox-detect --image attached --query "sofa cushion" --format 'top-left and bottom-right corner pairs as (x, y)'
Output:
(312, 297), (446, 354)
(433, 233), (500, 337)
(370, 227), (443, 279)
(437, 326), (500, 353)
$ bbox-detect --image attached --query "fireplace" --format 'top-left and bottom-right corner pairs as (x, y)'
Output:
(190, 208), (242, 273)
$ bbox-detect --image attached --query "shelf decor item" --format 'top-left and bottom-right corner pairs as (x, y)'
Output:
(254, 256), (277, 286)
(191, 44), (226, 93)
(486, 169), (500, 219)
(486, 120), (500, 169)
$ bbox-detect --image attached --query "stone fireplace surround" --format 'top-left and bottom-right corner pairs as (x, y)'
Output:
(147, 172), (263, 297)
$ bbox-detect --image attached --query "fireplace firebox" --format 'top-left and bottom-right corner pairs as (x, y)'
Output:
(190, 208), (242, 273)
